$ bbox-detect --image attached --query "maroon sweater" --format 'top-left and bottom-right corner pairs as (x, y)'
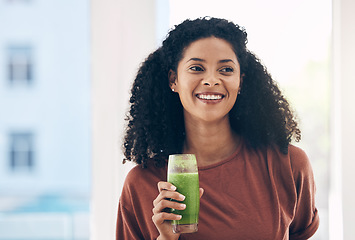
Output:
(116, 142), (319, 239)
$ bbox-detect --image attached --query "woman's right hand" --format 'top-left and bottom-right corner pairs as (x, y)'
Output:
(152, 181), (185, 240)
(152, 181), (204, 240)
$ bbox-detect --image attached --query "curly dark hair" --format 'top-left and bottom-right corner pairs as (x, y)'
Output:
(123, 17), (301, 168)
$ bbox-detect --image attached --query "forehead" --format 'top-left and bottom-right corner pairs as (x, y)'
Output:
(181, 37), (237, 60)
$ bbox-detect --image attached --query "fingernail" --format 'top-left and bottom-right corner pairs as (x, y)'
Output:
(171, 186), (176, 190)
(179, 194), (185, 200)
(180, 204), (186, 209)
(177, 215), (182, 220)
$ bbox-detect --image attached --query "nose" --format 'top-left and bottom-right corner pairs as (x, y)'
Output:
(202, 73), (221, 86)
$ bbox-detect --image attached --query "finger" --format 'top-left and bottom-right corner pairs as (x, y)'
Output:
(152, 212), (182, 225)
(153, 190), (185, 207)
(157, 181), (176, 192)
(199, 188), (204, 198)
(153, 199), (186, 215)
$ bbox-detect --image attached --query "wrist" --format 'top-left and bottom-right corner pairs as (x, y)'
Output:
(157, 234), (180, 240)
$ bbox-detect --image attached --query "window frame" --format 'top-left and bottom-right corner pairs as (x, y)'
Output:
(6, 45), (34, 86)
(8, 132), (35, 172)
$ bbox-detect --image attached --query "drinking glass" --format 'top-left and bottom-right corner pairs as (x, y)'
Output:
(167, 154), (200, 234)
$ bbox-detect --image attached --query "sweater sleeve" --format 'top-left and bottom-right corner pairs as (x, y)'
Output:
(116, 165), (163, 240)
(116, 166), (147, 240)
(289, 146), (320, 240)
(116, 200), (144, 240)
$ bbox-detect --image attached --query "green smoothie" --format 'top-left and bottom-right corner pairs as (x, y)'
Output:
(168, 172), (200, 225)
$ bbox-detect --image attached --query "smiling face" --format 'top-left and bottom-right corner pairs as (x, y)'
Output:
(170, 37), (242, 124)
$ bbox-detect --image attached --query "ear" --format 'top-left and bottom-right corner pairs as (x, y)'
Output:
(168, 70), (177, 91)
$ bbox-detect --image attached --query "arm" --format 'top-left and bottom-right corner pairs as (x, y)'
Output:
(116, 201), (144, 240)
(289, 147), (320, 240)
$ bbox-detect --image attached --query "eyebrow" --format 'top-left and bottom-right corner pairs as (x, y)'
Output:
(186, 58), (236, 65)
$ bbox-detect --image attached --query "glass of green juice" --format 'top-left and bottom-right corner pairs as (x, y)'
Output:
(167, 154), (200, 234)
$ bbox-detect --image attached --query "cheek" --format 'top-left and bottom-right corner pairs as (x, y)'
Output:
(228, 79), (241, 92)
(176, 75), (200, 92)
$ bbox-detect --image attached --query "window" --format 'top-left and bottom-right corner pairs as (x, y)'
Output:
(0, 1), (90, 239)
(9, 132), (34, 171)
(7, 46), (34, 86)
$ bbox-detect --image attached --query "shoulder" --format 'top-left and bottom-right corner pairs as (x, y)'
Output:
(265, 144), (314, 180)
(123, 164), (167, 189)
(124, 165), (148, 183)
(288, 144), (308, 162)
(288, 144), (313, 177)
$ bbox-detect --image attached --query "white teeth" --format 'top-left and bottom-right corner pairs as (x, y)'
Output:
(198, 94), (223, 100)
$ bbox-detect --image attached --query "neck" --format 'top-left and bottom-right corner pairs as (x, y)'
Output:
(183, 116), (240, 167)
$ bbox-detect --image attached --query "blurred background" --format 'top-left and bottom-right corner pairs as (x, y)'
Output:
(1, 0), (354, 239)
(0, 0), (91, 239)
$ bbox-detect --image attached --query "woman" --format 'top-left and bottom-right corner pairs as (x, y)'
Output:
(116, 17), (319, 240)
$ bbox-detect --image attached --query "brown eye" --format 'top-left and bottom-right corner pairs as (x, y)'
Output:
(220, 67), (234, 73)
(189, 66), (204, 72)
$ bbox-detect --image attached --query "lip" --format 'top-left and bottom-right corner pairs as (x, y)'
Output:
(196, 92), (225, 104)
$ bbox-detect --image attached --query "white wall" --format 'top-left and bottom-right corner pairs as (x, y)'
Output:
(90, 0), (158, 239)
(332, 0), (355, 239)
